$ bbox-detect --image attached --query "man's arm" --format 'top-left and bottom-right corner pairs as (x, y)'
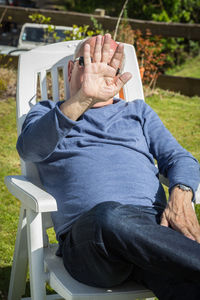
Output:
(141, 102), (200, 242)
(16, 100), (77, 162)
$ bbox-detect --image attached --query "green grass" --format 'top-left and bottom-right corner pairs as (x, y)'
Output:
(146, 89), (200, 161)
(0, 92), (200, 299)
(0, 98), (21, 300)
(166, 54), (200, 78)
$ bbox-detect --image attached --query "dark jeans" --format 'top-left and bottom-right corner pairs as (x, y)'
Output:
(62, 201), (200, 299)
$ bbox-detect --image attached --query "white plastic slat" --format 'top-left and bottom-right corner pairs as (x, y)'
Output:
(51, 67), (60, 102)
(123, 44), (144, 102)
(8, 206), (28, 300)
(39, 70), (48, 100)
(195, 184), (200, 204)
(27, 209), (46, 300)
(63, 64), (69, 100)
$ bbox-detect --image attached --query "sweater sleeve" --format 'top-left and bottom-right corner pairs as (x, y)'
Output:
(17, 100), (77, 162)
(140, 101), (200, 199)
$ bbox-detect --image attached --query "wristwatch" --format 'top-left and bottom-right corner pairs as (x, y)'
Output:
(176, 184), (192, 192)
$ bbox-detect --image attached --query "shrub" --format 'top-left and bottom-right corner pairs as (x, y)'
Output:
(0, 64), (17, 100)
(28, 13), (105, 42)
(116, 22), (166, 87)
(0, 78), (7, 96)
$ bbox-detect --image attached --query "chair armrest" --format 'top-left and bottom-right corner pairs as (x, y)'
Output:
(4, 175), (57, 213)
(159, 174), (169, 187)
(195, 184), (200, 205)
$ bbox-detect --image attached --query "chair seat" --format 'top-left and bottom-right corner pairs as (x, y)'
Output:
(44, 244), (154, 300)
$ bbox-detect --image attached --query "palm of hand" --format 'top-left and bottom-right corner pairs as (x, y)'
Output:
(79, 34), (132, 104)
(82, 62), (118, 101)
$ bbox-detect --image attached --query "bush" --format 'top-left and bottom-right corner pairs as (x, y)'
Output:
(0, 65), (17, 100)
(62, 1), (200, 72)
(63, 0), (200, 24)
(28, 13), (105, 42)
(116, 22), (166, 87)
(0, 78), (7, 96)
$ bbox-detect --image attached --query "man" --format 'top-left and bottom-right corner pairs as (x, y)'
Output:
(17, 34), (200, 299)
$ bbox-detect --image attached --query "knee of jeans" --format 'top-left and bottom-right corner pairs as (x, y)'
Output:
(90, 201), (122, 234)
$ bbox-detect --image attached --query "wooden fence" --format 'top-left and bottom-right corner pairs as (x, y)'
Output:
(156, 75), (200, 97)
(0, 5), (200, 40)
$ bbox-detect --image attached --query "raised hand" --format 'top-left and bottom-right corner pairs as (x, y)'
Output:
(81, 34), (132, 104)
(60, 34), (132, 120)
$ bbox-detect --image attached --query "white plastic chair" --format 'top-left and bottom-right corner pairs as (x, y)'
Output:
(4, 40), (199, 300)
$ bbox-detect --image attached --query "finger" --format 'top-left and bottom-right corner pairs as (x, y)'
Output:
(101, 33), (111, 63)
(83, 43), (91, 66)
(110, 43), (124, 72)
(187, 222), (200, 243)
(195, 235), (200, 243)
(115, 72), (132, 90)
(93, 35), (102, 62)
(169, 216), (197, 241)
(176, 226), (196, 241)
(160, 214), (169, 227)
(190, 231), (200, 243)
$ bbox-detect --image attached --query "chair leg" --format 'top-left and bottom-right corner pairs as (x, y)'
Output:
(8, 206), (28, 300)
(27, 208), (46, 300)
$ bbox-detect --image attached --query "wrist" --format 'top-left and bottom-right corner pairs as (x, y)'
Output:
(60, 89), (95, 121)
(176, 184), (192, 193)
(171, 185), (193, 202)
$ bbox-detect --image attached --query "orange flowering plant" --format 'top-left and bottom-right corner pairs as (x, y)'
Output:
(116, 22), (167, 88)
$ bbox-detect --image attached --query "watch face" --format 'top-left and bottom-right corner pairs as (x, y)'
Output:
(178, 184), (191, 191)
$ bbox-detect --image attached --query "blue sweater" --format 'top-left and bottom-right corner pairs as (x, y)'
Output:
(17, 99), (200, 244)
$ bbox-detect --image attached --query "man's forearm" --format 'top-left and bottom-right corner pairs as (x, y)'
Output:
(169, 186), (193, 208)
(60, 89), (95, 121)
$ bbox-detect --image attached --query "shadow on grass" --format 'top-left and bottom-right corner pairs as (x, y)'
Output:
(0, 266), (10, 300)
(0, 266), (31, 300)
(0, 266), (57, 300)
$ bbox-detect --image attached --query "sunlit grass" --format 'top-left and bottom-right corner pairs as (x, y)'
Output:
(166, 55), (200, 78)
(146, 88), (200, 161)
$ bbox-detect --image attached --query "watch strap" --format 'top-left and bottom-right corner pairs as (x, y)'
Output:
(176, 184), (192, 192)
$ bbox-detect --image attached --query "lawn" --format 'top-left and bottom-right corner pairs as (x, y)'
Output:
(0, 90), (200, 299)
(166, 54), (200, 78)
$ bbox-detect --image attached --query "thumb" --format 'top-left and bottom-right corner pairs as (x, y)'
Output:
(116, 72), (132, 90)
(160, 213), (169, 227)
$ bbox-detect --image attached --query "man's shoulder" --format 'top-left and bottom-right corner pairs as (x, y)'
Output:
(36, 99), (58, 108)
(29, 99), (63, 114)
(116, 98), (149, 114)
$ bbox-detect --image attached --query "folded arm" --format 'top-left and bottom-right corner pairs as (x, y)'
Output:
(142, 103), (200, 242)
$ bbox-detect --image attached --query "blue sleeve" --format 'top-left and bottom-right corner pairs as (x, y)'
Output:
(141, 101), (200, 199)
(16, 100), (77, 162)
